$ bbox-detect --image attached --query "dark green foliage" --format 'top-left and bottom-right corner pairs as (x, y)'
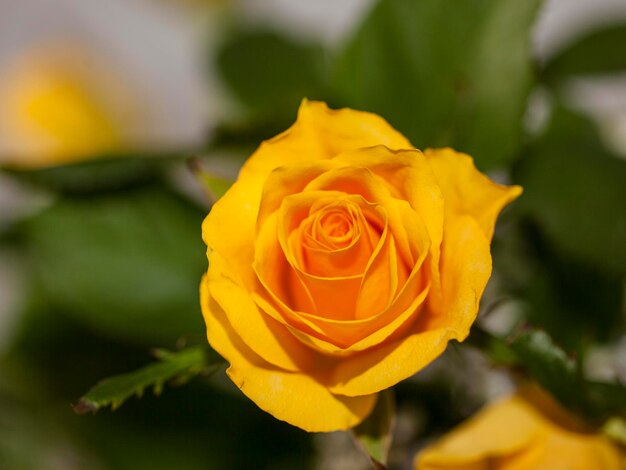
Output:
(472, 326), (626, 423)
(23, 187), (207, 345)
(516, 107), (626, 275)
(333, 0), (542, 169)
(542, 25), (626, 83)
(2, 154), (181, 195)
(217, 29), (328, 122)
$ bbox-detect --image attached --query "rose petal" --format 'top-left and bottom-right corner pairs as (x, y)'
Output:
(239, 100), (412, 182)
(287, 195), (383, 278)
(282, 280), (430, 356)
(254, 186), (433, 350)
(329, 327), (452, 396)
(335, 147), (444, 261)
(255, 209), (317, 315)
(415, 395), (624, 470)
(424, 147), (523, 241)
(252, 257), (430, 356)
(416, 396), (539, 468)
(336, 146), (446, 310)
(257, 199), (372, 323)
(420, 215), (492, 336)
(201, 276), (377, 432)
(282, 194), (388, 322)
(256, 206), (430, 348)
(205, 257), (316, 372)
(328, 215), (491, 396)
(216, 105), (408, 279)
(202, 177), (263, 288)
(256, 160), (337, 230)
(355, 198), (428, 319)
(295, 271), (363, 322)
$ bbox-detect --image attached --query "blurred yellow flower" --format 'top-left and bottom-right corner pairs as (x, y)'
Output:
(415, 391), (624, 470)
(0, 45), (128, 168)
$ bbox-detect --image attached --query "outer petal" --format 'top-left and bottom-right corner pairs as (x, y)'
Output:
(328, 215), (491, 396)
(507, 433), (625, 470)
(240, 100), (412, 181)
(206, 254), (316, 372)
(423, 215), (492, 338)
(415, 396), (540, 469)
(201, 276), (377, 432)
(424, 147), (522, 241)
(256, 160), (338, 229)
(202, 176), (263, 289)
(328, 327), (452, 397)
(414, 395), (624, 470)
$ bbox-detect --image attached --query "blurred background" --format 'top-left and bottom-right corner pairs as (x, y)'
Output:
(0, 0), (625, 468)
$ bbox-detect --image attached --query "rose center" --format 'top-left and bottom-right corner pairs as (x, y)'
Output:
(285, 196), (385, 284)
(319, 210), (352, 239)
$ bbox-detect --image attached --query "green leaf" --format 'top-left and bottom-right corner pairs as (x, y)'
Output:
(333, 0), (542, 169)
(603, 417), (626, 446)
(471, 327), (579, 405)
(187, 158), (234, 203)
(506, 329), (581, 412)
(467, 325), (519, 366)
(2, 154), (178, 195)
(471, 326), (626, 423)
(542, 25), (626, 83)
(199, 173), (232, 202)
(352, 389), (394, 469)
(74, 346), (223, 413)
(23, 187), (207, 345)
(217, 29), (327, 120)
(522, 237), (623, 348)
(515, 106), (626, 275)
(0, 360), (97, 469)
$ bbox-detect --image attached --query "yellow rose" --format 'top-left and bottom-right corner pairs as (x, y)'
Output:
(200, 100), (521, 431)
(414, 392), (624, 470)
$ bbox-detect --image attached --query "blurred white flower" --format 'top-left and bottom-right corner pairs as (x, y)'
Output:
(233, 0), (376, 47)
(0, 0), (220, 166)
